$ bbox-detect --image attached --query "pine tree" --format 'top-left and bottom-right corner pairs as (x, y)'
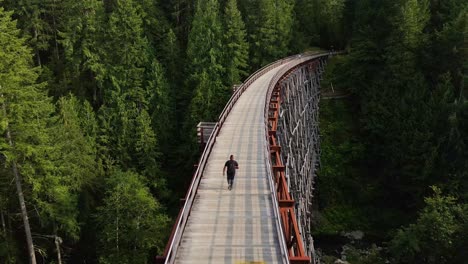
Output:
(291, 0), (317, 52)
(160, 29), (182, 87)
(58, 0), (105, 103)
(0, 7), (52, 263)
(158, 0), (194, 48)
(248, 0), (294, 67)
(336, 0), (436, 210)
(317, 0), (347, 47)
(159, 29), (185, 136)
(388, 187), (466, 264)
(96, 170), (170, 263)
(186, 0), (227, 124)
(95, 0), (162, 176)
(223, 0), (249, 86)
(147, 60), (176, 161)
(1, 0), (58, 66)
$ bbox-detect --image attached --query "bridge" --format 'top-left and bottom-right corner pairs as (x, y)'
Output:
(158, 53), (329, 264)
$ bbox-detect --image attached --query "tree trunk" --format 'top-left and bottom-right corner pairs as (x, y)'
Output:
(1, 210), (12, 261)
(10, 137), (37, 264)
(34, 28), (42, 67)
(11, 146), (37, 264)
(52, 0), (60, 61)
(1, 93), (37, 264)
(54, 235), (62, 264)
(1, 210), (5, 234)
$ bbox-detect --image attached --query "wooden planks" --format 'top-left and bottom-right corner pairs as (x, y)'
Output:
(174, 64), (291, 264)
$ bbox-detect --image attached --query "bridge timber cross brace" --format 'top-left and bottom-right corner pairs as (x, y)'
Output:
(267, 58), (325, 264)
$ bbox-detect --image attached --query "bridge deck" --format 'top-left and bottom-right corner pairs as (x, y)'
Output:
(174, 61), (299, 264)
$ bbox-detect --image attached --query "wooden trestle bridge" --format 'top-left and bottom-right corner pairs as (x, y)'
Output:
(157, 53), (329, 264)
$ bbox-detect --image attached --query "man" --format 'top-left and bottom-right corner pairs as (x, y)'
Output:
(223, 155), (239, 190)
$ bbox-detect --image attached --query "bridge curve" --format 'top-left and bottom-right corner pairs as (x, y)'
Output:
(161, 53), (329, 264)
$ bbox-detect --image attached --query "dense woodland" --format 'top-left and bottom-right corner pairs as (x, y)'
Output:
(0, 0), (466, 263)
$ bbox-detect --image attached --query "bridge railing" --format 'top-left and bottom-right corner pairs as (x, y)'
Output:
(159, 54), (304, 264)
(264, 53), (329, 264)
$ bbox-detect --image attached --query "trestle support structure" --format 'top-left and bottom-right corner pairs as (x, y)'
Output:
(267, 57), (326, 264)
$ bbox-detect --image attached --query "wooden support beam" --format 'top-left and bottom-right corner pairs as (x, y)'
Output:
(290, 257), (311, 264)
(270, 145), (281, 152)
(273, 165), (285, 172)
(279, 199), (295, 208)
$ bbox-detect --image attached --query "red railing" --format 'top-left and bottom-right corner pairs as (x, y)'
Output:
(264, 54), (329, 264)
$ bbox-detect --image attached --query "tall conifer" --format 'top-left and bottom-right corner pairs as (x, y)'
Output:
(186, 0), (227, 123)
(248, 0), (294, 67)
(96, 170), (169, 262)
(96, 0), (163, 177)
(59, 0), (105, 103)
(0, 7), (51, 263)
(223, 0), (249, 86)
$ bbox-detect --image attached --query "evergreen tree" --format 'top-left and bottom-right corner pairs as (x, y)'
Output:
(431, 76), (468, 200)
(58, 0), (105, 103)
(333, 0), (435, 210)
(159, 29), (185, 138)
(223, 0), (249, 86)
(291, 0), (317, 52)
(389, 187), (467, 264)
(186, 0), (227, 124)
(423, 1), (467, 100)
(318, 0), (347, 47)
(96, 170), (170, 263)
(248, 0), (294, 68)
(160, 29), (182, 87)
(0, 7), (52, 262)
(95, 0), (161, 176)
(148, 60), (176, 162)
(158, 0), (194, 48)
(1, 0), (59, 66)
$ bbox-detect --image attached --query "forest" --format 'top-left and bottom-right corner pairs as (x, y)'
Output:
(0, 0), (466, 263)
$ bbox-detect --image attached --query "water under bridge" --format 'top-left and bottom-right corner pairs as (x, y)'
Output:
(158, 53), (330, 264)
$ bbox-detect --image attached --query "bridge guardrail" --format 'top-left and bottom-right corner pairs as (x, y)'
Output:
(160, 52), (330, 264)
(264, 53), (330, 264)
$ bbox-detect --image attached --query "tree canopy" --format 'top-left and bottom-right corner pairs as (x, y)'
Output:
(0, 0), (466, 262)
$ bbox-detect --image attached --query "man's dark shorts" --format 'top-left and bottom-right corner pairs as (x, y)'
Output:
(227, 173), (235, 181)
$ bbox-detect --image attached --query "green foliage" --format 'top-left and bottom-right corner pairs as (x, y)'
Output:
(317, 1), (467, 260)
(314, 205), (369, 235)
(93, 0), (168, 191)
(291, 0), (348, 51)
(186, 0), (228, 124)
(388, 187), (467, 264)
(159, 29), (182, 92)
(96, 170), (170, 263)
(55, 95), (100, 190)
(248, 0), (294, 67)
(58, 0), (105, 101)
(223, 0), (249, 86)
(320, 245), (386, 264)
(345, 245), (386, 264)
(330, 0), (467, 211)
(147, 59), (176, 160)
(0, 2), (54, 227)
(0, 7), (93, 261)
(2, 0), (59, 64)
(0, 0), (466, 261)
(317, 99), (365, 207)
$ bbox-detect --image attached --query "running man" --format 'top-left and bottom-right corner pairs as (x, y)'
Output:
(223, 155), (239, 190)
